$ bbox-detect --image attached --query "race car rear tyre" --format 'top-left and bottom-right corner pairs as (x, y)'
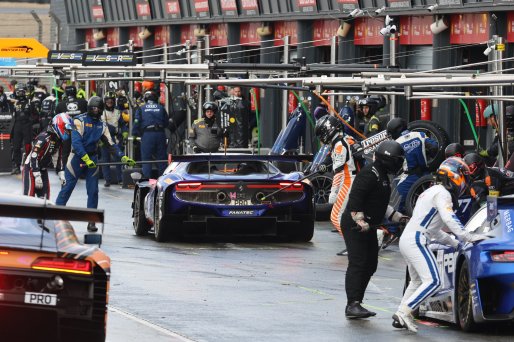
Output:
(294, 220), (315, 242)
(133, 188), (150, 236)
(457, 260), (478, 332)
(154, 208), (170, 242)
(408, 120), (450, 171)
(310, 174), (333, 221)
(404, 174), (435, 216)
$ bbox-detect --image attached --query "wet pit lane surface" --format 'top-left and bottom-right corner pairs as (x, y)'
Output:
(1, 173), (513, 341)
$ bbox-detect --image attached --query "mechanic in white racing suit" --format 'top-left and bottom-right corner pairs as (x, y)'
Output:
(315, 115), (357, 235)
(393, 157), (488, 333)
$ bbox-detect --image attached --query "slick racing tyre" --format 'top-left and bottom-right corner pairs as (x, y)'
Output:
(133, 188), (150, 236)
(309, 174), (333, 221)
(408, 120), (450, 171)
(457, 260), (478, 332)
(404, 174), (435, 216)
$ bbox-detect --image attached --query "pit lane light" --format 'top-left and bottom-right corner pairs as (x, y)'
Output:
(374, 6), (386, 15)
(31, 257), (92, 275)
(348, 9), (364, 18)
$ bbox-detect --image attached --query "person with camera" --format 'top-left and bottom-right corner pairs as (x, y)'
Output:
(341, 140), (408, 319)
(189, 102), (223, 153)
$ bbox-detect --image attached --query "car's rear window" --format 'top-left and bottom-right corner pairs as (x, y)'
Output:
(0, 217), (56, 249)
(187, 161), (280, 175)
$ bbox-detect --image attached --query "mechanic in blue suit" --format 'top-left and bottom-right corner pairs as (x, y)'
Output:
(56, 96), (135, 232)
(387, 118), (438, 212)
(132, 90), (169, 178)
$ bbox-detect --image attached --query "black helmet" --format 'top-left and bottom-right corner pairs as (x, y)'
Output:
(104, 91), (116, 109)
(65, 85), (77, 98)
(463, 152), (485, 181)
(358, 97), (379, 116)
(14, 83), (27, 100)
(202, 102), (218, 115)
(374, 140), (405, 174)
(368, 95), (387, 110)
(144, 90), (158, 102)
(87, 96), (104, 119)
(314, 115), (342, 144)
(386, 118), (408, 140)
(444, 143), (465, 159)
(506, 105), (514, 128)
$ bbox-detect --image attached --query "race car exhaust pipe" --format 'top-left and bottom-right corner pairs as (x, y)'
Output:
(255, 192), (266, 202)
(217, 191), (227, 202)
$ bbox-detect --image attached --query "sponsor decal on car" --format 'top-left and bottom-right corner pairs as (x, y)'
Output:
(227, 210), (254, 216)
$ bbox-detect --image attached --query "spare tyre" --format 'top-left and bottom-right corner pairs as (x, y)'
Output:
(404, 174), (435, 216)
(408, 120), (450, 171)
(310, 173), (333, 221)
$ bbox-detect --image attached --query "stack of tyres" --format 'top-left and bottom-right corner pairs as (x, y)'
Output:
(0, 112), (12, 172)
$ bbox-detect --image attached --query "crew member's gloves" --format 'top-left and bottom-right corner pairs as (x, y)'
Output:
(122, 131), (129, 140)
(192, 145), (199, 153)
(468, 233), (489, 243)
(351, 211), (370, 232)
(479, 149), (489, 158)
(389, 210), (410, 225)
(121, 156), (136, 167)
(58, 171), (66, 186)
(32, 171), (43, 189)
(317, 164), (327, 174)
(81, 154), (96, 168)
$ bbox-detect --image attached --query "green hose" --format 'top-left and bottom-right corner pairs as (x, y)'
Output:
(250, 89), (261, 154)
(458, 98), (479, 146)
(291, 90), (320, 149)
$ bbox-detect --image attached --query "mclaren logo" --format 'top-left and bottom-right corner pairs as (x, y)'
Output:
(228, 210), (254, 215)
(1, 45), (33, 53)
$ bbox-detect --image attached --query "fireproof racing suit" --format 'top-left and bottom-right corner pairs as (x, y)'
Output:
(23, 130), (63, 199)
(328, 133), (357, 234)
(56, 113), (124, 209)
(395, 130), (438, 212)
(398, 184), (476, 313)
(56, 96), (88, 169)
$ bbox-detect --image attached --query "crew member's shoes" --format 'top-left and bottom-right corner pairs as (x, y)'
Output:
(345, 301), (375, 319)
(392, 319), (403, 329)
(337, 249), (348, 256)
(104, 181), (111, 187)
(331, 229), (338, 233)
(392, 311), (418, 333)
(11, 167), (20, 175)
(87, 222), (98, 233)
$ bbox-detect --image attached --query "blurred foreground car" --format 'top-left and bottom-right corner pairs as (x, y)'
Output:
(132, 154), (315, 242)
(412, 196), (514, 331)
(0, 195), (108, 342)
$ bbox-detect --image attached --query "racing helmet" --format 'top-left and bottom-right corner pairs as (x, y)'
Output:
(143, 90), (158, 103)
(50, 113), (74, 141)
(202, 102), (218, 115)
(374, 140), (405, 175)
(463, 152), (485, 181)
(368, 95), (387, 110)
(104, 91), (116, 110)
(87, 96), (104, 119)
(14, 84), (27, 100)
(386, 117), (408, 140)
(506, 105), (514, 129)
(436, 157), (470, 197)
(444, 143), (465, 159)
(65, 85), (77, 99)
(314, 115), (343, 144)
(358, 97), (379, 116)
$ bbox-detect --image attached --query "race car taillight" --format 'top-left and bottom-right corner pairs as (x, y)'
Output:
(491, 251), (514, 262)
(176, 182), (202, 190)
(31, 257), (92, 275)
(279, 182), (304, 191)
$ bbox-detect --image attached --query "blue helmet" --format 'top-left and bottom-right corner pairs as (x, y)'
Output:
(51, 113), (75, 141)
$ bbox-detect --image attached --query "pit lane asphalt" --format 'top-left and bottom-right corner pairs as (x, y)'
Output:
(1, 172), (513, 342)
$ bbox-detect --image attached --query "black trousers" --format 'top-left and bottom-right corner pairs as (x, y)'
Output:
(341, 215), (379, 304)
(23, 167), (50, 199)
(12, 121), (32, 167)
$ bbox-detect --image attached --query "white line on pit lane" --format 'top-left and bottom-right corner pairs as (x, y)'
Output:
(108, 306), (196, 342)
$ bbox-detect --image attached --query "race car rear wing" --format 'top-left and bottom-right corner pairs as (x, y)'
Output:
(170, 154), (313, 163)
(0, 202), (104, 223)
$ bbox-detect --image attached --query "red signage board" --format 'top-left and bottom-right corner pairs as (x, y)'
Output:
(241, 0), (259, 15)
(210, 23), (229, 47)
(274, 22), (299, 46)
(240, 22), (261, 46)
(297, 0), (317, 13)
(354, 17), (383, 45)
(194, 0), (210, 17)
(136, 0), (152, 20)
(336, 0), (358, 11)
(90, 0), (104, 23)
(154, 26), (170, 46)
(180, 25), (197, 45)
(450, 13), (489, 44)
(313, 20), (339, 46)
(507, 12), (514, 42)
(106, 27), (119, 47)
(128, 26), (144, 48)
(85, 28), (97, 48)
(399, 16), (433, 45)
(165, 0), (181, 18)
(221, 0), (237, 11)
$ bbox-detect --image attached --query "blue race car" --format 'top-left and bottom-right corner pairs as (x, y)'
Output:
(131, 154), (315, 242)
(413, 196), (514, 331)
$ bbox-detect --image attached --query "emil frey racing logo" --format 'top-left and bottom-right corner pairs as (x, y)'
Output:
(1, 46), (33, 53)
